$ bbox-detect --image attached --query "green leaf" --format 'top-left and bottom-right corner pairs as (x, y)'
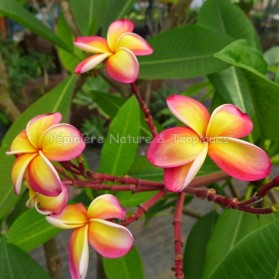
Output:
(208, 66), (254, 115)
(0, 76), (77, 220)
(98, 96), (140, 175)
(56, 14), (83, 72)
(198, 0), (261, 50)
(215, 44), (279, 140)
(264, 46), (279, 66)
(0, 238), (50, 279)
(7, 209), (59, 252)
(139, 25), (231, 79)
(214, 39), (267, 74)
(202, 210), (259, 279)
(0, 0), (71, 52)
(103, 246), (144, 279)
(209, 218), (279, 279)
(184, 212), (219, 279)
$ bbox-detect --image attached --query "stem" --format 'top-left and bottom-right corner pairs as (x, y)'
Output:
(130, 82), (157, 137)
(43, 239), (62, 279)
(172, 193), (185, 279)
(120, 190), (166, 226)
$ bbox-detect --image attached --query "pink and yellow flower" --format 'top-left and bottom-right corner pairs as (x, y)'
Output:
(147, 95), (271, 192)
(6, 113), (85, 196)
(26, 183), (69, 215)
(46, 194), (134, 279)
(74, 19), (153, 83)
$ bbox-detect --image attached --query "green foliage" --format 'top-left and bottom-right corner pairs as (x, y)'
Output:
(7, 209), (59, 252)
(98, 96), (140, 176)
(0, 238), (50, 279)
(103, 246), (144, 279)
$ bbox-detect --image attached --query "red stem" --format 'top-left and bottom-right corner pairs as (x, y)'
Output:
(173, 192), (185, 279)
(120, 190), (167, 226)
(130, 82), (157, 138)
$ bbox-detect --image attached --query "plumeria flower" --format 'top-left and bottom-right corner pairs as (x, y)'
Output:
(147, 95), (271, 192)
(6, 113), (85, 196)
(46, 194), (134, 279)
(74, 19), (153, 83)
(26, 183), (69, 215)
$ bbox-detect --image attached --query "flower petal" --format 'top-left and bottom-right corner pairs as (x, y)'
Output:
(87, 194), (126, 220)
(164, 144), (208, 192)
(208, 138), (271, 181)
(75, 53), (111, 74)
(206, 104), (253, 138)
(105, 48), (139, 83)
(11, 153), (37, 194)
(37, 183), (69, 214)
(115, 33), (153, 55)
(69, 226), (89, 279)
(26, 113), (62, 148)
(28, 152), (62, 196)
(40, 124), (85, 161)
(88, 219), (133, 258)
(147, 127), (204, 168)
(107, 19), (134, 51)
(46, 203), (88, 229)
(7, 130), (36, 155)
(74, 36), (110, 53)
(167, 95), (210, 137)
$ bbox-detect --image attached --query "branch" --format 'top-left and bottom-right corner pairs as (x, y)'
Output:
(130, 82), (158, 138)
(120, 190), (167, 226)
(172, 192), (185, 279)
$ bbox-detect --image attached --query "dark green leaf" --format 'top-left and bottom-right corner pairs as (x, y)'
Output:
(215, 43), (279, 140)
(0, 238), (50, 279)
(209, 218), (279, 279)
(208, 66), (254, 115)
(103, 246), (144, 279)
(202, 210), (259, 279)
(139, 25), (231, 79)
(7, 209), (60, 251)
(98, 96), (140, 175)
(0, 0), (71, 52)
(184, 211), (219, 279)
(198, 0), (261, 50)
(0, 76), (77, 219)
(56, 14), (83, 72)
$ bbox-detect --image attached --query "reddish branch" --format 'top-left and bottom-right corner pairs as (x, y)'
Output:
(130, 82), (158, 137)
(120, 190), (167, 226)
(172, 192), (185, 279)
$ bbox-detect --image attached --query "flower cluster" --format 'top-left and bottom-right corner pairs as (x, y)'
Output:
(6, 112), (134, 279)
(74, 19), (153, 83)
(147, 95), (271, 192)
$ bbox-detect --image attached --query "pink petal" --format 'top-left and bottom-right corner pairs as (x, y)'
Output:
(26, 113), (62, 148)
(88, 219), (133, 258)
(74, 36), (110, 53)
(105, 48), (139, 83)
(167, 95), (210, 137)
(69, 226), (89, 279)
(208, 138), (271, 181)
(28, 152), (62, 196)
(87, 194), (126, 220)
(37, 183), (69, 214)
(40, 124), (85, 161)
(115, 33), (153, 55)
(147, 127), (204, 168)
(46, 203), (88, 229)
(7, 130), (36, 155)
(206, 104), (253, 138)
(164, 144), (208, 192)
(75, 53), (112, 74)
(11, 153), (37, 194)
(107, 19), (134, 51)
